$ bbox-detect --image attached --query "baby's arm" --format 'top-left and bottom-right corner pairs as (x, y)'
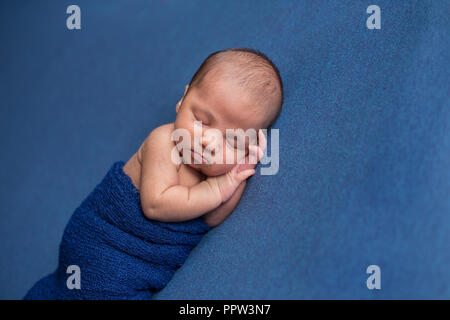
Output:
(139, 125), (258, 222)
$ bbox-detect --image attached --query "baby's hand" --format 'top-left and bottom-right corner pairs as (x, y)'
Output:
(237, 129), (267, 172)
(212, 130), (267, 203)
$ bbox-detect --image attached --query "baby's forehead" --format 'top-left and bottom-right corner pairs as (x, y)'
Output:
(200, 66), (268, 101)
(213, 107), (267, 135)
(209, 74), (272, 120)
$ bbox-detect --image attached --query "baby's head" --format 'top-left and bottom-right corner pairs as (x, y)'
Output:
(174, 48), (283, 176)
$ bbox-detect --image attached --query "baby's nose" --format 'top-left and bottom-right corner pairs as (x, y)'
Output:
(201, 131), (220, 153)
(201, 134), (215, 147)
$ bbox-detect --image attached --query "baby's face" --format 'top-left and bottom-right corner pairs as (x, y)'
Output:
(174, 72), (267, 177)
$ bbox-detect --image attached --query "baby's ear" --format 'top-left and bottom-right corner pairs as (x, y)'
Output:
(176, 84), (190, 113)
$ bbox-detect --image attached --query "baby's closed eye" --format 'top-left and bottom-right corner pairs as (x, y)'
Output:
(193, 110), (212, 126)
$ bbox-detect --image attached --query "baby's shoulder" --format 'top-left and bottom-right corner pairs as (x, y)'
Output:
(148, 123), (175, 140)
(141, 123), (175, 148)
(138, 123), (177, 162)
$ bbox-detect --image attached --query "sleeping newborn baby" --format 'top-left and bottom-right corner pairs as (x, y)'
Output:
(123, 48), (283, 227)
(25, 48), (283, 299)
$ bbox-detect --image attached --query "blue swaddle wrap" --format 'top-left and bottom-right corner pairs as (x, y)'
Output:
(24, 161), (211, 299)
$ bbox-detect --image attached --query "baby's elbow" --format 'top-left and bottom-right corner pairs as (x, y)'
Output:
(142, 197), (175, 222)
(141, 196), (163, 220)
(142, 204), (159, 220)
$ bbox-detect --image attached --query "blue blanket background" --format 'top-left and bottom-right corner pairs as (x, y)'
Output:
(0, 1), (449, 299)
(23, 161), (210, 299)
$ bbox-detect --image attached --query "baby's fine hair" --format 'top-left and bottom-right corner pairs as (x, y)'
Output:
(188, 48), (284, 127)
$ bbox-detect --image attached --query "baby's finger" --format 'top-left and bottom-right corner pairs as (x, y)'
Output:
(249, 143), (265, 164)
(258, 130), (267, 153)
(248, 145), (260, 165)
(236, 168), (255, 181)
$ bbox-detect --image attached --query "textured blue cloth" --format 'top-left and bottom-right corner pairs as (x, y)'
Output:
(24, 161), (210, 299)
(1, 1), (450, 299)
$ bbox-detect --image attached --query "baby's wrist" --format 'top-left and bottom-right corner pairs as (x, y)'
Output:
(206, 177), (224, 206)
(214, 172), (239, 204)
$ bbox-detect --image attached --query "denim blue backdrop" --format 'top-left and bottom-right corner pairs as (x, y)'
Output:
(0, 1), (449, 299)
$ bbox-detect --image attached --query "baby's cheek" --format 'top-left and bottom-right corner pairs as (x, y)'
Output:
(229, 147), (247, 164)
(223, 146), (237, 164)
(236, 149), (248, 163)
(209, 143), (246, 166)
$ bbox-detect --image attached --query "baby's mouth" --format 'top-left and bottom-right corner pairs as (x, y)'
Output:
(179, 148), (212, 165)
(181, 150), (211, 165)
(191, 149), (210, 165)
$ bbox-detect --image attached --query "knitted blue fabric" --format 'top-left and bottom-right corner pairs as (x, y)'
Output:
(24, 161), (211, 300)
(2, 0), (449, 299)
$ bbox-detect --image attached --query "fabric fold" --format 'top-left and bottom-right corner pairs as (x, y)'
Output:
(24, 161), (210, 300)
